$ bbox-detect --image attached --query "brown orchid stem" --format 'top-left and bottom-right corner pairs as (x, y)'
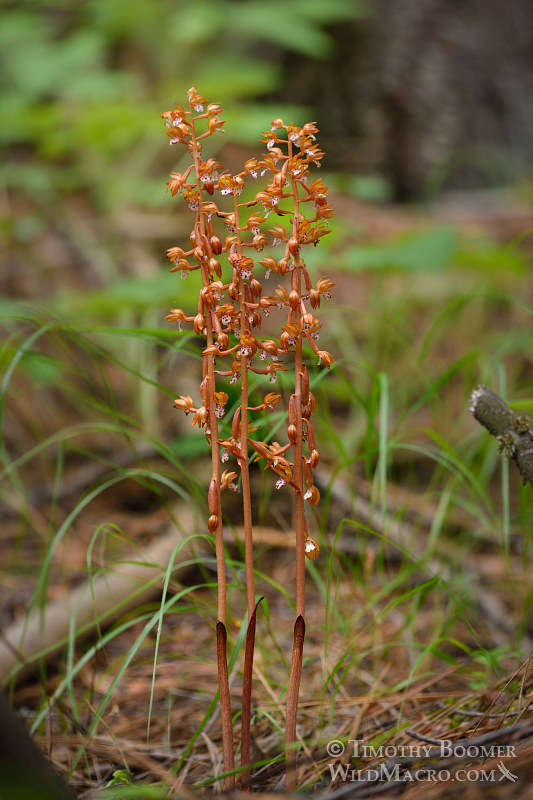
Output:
(285, 155), (307, 790)
(190, 102), (235, 790)
(292, 330), (306, 621)
(234, 194), (257, 788)
(241, 599), (262, 790)
(285, 614), (305, 791)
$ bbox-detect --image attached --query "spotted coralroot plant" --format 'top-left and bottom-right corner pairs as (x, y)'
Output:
(162, 87), (335, 790)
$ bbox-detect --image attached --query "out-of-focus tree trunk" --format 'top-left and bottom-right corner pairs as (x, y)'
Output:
(273, 0), (533, 199)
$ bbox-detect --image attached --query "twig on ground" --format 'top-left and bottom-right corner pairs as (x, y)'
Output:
(470, 384), (533, 485)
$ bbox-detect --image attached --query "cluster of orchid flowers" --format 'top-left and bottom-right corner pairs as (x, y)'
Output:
(163, 88), (334, 562)
(162, 87), (335, 788)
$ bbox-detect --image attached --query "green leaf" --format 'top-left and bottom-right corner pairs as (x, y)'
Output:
(342, 227), (460, 272)
(61, 273), (195, 317)
(191, 57), (282, 100)
(225, 0), (361, 58)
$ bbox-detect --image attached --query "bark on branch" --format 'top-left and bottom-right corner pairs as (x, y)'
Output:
(469, 385), (533, 486)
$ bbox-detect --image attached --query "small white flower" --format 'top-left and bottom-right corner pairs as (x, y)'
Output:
(304, 488), (312, 500)
(275, 478), (286, 489)
(215, 405), (225, 419)
(264, 269), (271, 279)
(269, 373), (277, 383)
(241, 268), (252, 280)
(221, 314), (232, 325)
(181, 271), (188, 280)
(259, 351), (267, 360)
(221, 449), (229, 462)
(194, 103), (204, 112)
(230, 374), (239, 384)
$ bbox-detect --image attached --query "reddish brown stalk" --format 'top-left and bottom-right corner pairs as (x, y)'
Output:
(241, 599), (262, 790)
(287, 143), (307, 620)
(233, 195), (257, 621)
(285, 614), (306, 791)
(216, 622), (234, 788)
(285, 152), (307, 789)
(233, 193), (257, 788)
(189, 102), (235, 789)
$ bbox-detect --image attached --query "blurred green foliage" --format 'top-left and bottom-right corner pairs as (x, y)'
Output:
(1, 0), (366, 210)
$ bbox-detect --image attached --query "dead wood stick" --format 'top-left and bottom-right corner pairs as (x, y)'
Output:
(0, 512), (292, 687)
(0, 507), (200, 686)
(470, 384), (533, 485)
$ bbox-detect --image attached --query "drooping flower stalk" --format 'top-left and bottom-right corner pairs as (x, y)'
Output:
(162, 89), (335, 790)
